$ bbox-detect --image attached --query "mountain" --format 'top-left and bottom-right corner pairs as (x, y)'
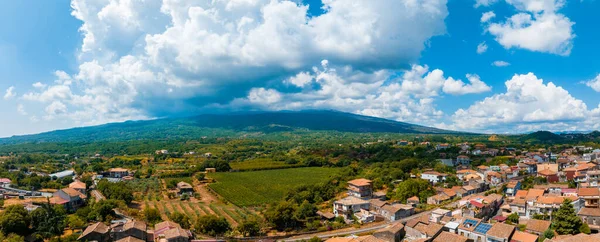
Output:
(520, 131), (564, 143)
(0, 110), (459, 144)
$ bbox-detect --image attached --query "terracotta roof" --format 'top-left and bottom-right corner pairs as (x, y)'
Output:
(123, 220), (147, 231)
(115, 236), (145, 242)
(463, 185), (476, 191)
(407, 196), (420, 202)
(164, 227), (190, 239)
(526, 189), (545, 200)
(578, 207), (600, 216)
(443, 189), (457, 197)
(525, 219), (551, 233)
(335, 196), (371, 206)
(370, 199), (387, 208)
(78, 222), (109, 240)
(154, 221), (180, 233)
(406, 214), (430, 228)
(515, 190), (528, 198)
(49, 196), (68, 205)
(487, 223), (515, 239)
(511, 230), (539, 242)
(506, 181), (519, 188)
(548, 233), (600, 242)
(376, 222), (404, 234)
(487, 171), (502, 178)
(348, 178), (372, 187)
(478, 165), (489, 169)
(578, 188), (600, 197)
(457, 169), (477, 174)
(432, 231), (468, 242)
(60, 188), (87, 200)
(538, 169), (557, 176)
(69, 180), (86, 190)
(415, 223), (443, 237)
(0, 178), (11, 183)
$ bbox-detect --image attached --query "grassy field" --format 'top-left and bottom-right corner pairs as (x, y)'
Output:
(229, 158), (303, 171)
(208, 167), (341, 206)
(143, 200), (254, 226)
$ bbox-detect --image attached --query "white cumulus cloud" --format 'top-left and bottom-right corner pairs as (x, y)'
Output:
(585, 74), (600, 92)
(486, 0), (574, 56)
(21, 0), (450, 127)
(481, 11), (496, 22)
(477, 42), (488, 54)
(4, 86), (16, 100)
(232, 62), (489, 126)
(450, 73), (590, 133)
(492, 60), (511, 67)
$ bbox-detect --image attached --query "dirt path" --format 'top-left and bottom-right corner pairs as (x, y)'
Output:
(195, 183), (219, 204)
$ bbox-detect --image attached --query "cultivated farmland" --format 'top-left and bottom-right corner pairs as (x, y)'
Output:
(208, 167), (341, 206)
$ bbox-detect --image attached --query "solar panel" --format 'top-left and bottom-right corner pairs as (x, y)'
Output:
(464, 219), (478, 225)
(474, 223), (492, 234)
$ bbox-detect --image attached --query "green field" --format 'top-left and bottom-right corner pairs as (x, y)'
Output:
(208, 167), (341, 206)
(229, 158), (303, 171)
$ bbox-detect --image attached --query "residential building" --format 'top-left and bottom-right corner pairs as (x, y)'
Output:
(51, 188), (86, 211)
(577, 207), (600, 232)
(427, 194), (450, 205)
(537, 169), (559, 183)
(505, 181), (521, 197)
(373, 222), (405, 242)
(579, 187), (600, 208)
(421, 171), (448, 184)
(69, 180), (87, 194)
(457, 156), (471, 166)
(112, 220), (148, 241)
(347, 178), (373, 198)
(486, 223), (515, 242)
(407, 196), (420, 207)
(108, 168), (130, 178)
(432, 231), (468, 242)
(333, 196), (370, 219)
(78, 222), (110, 242)
(176, 182), (194, 195)
(380, 204), (414, 221)
(458, 218), (490, 242)
(524, 219), (551, 236)
(510, 231), (538, 242)
(436, 143), (450, 151)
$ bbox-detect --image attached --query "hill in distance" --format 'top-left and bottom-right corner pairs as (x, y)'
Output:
(520, 130), (564, 143)
(0, 110), (460, 144)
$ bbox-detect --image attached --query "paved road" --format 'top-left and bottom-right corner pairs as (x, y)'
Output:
(282, 210), (433, 242)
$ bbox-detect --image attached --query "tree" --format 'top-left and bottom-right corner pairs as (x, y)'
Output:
(507, 213), (519, 224)
(238, 218), (261, 237)
(67, 215), (86, 231)
(143, 208), (162, 225)
(295, 200), (317, 221)
(195, 215), (231, 236)
(264, 200), (298, 230)
(543, 229), (555, 240)
(0, 205), (31, 235)
(580, 223), (591, 234)
(30, 202), (67, 238)
(391, 179), (435, 203)
(168, 212), (190, 229)
(552, 199), (582, 235)
(90, 200), (117, 222)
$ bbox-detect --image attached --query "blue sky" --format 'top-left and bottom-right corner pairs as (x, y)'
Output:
(1, 0), (600, 137)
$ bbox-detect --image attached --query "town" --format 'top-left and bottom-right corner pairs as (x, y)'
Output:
(0, 137), (599, 242)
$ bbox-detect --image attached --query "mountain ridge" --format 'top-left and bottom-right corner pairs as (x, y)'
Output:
(0, 110), (461, 144)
